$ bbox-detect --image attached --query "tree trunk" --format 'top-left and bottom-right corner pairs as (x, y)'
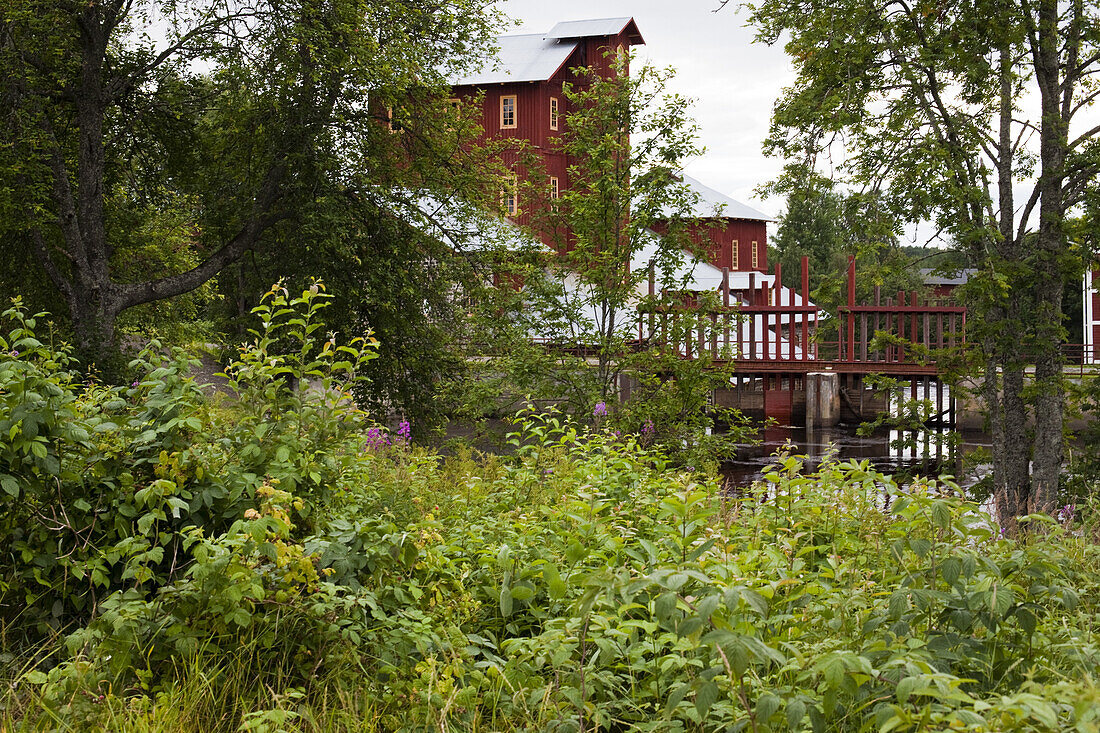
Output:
(1028, 0), (1069, 515)
(68, 275), (127, 376)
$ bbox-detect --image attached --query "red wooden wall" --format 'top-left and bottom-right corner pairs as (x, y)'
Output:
(651, 219), (769, 273)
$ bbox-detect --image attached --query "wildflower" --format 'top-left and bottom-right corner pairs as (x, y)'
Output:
(364, 426), (391, 450)
(642, 419), (654, 435)
(397, 420), (411, 442)
(593, 401), (607, 417)
(9, 350), (18, 358)
(131, 381), (140, 388)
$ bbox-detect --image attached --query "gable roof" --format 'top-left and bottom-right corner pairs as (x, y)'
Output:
(681, 174), (774, 222)
(451, 34), (579, 86)
(546, 17), (644, 44)
(450, 17), (644, 87)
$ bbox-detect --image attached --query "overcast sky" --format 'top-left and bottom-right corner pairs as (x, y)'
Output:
(500, 0), (794, 220)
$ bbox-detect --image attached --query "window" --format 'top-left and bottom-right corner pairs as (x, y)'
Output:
(549, 97), (559, 130)
(616, 44), (628, 71)
(502, 174), (518, 216)
(731, 239), (739, 269)
(549, 176), (559, 200)
(751, 240), (759, 269)
(447, 98), (461, 113)
(386, 106), (402, 133)
(500, 95), (517, 129)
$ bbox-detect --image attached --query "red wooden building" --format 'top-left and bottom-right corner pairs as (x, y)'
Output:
(448, 18), (808, 359)
(450, 18), (643, 229)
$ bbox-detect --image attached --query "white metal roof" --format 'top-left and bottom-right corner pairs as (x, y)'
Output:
(451, 34), (579, 86)
(450, 18), (644, 87)
(546, 17), (642, 42)
(680, 174), (774, 222)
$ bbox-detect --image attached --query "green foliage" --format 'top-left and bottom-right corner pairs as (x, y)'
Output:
(462, 57), (751, 463)
(4, 301), (1100, 731)
(0, 283), (377, 654)
(0, 0), (501, 369)
(768, 175), (924, 337)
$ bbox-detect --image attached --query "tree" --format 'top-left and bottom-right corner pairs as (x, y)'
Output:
(0, 0), (498, 370)
(769, 172), (922, 327)
(744, 0), (1100, 529)
(486, 59), (705, 410)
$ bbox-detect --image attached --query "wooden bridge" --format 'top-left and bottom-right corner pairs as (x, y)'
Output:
(638, 256), (967, 426)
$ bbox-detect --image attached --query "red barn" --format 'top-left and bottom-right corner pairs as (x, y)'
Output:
(450, 17), (644, 234)
(652, 174), (772, 275)
(448, 18), (772, 278)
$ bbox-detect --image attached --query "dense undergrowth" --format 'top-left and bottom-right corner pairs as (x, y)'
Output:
(3, 287), (1100, 732)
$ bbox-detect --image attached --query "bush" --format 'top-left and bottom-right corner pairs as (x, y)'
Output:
(4, 289), (1100, 732)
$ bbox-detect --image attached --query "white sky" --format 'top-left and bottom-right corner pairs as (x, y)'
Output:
(498, 1), (1100, 249)
(500, 0), (793, 220)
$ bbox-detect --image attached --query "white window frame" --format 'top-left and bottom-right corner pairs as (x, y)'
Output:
(549, 97), (559, 131)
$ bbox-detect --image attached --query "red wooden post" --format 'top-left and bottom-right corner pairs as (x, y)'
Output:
(801, 256), (810, 361)
(748, 273), (756, 359)
(846, 255), (856, 361)
(721, 267), (730, 356)
(763, 284), (771, 360)
(774, 262), (782, 360)
(897, 291), (906, 363)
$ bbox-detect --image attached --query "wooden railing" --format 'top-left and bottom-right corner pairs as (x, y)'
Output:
(639, 256), (819, 361)
(638, 255), (968, 367)
(837, 257), (966, 364)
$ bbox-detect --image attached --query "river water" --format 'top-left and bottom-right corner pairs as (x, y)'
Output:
(724, 424), (993, 492)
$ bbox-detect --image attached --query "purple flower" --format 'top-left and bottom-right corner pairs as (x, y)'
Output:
(1058, 504), (1076, 523)
(9, 350), (18, 358)
(364, 426), (391, 450)
(397, 420), (411, 442)
(131, 381), (140, 388)
(999, 526), (1008, 538)
(593, 401), (607, 417)
(642, 419), (654, 435)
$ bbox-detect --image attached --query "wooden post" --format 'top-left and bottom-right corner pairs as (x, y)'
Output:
(722, 267), (730, 357)
(774, 262), (782, 360)
(897, 291), (906, 362)
(860, 313), (868, 362)
(846, 256), (856, 361)
(911, 292), (919, 355)
(801, 256), (810, 362)
(749, 273), (757, 359)
(872, 286), (880, 361)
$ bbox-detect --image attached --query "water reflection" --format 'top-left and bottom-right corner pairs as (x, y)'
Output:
(724, 424), (992, 490)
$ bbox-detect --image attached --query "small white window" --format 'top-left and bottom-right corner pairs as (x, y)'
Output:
(549, 176), (559, 199)
(731, 239), (739, 269)
(549, 97), (559, 131)
(500, 95), (517, 129)
(751, 241), (759, 269)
